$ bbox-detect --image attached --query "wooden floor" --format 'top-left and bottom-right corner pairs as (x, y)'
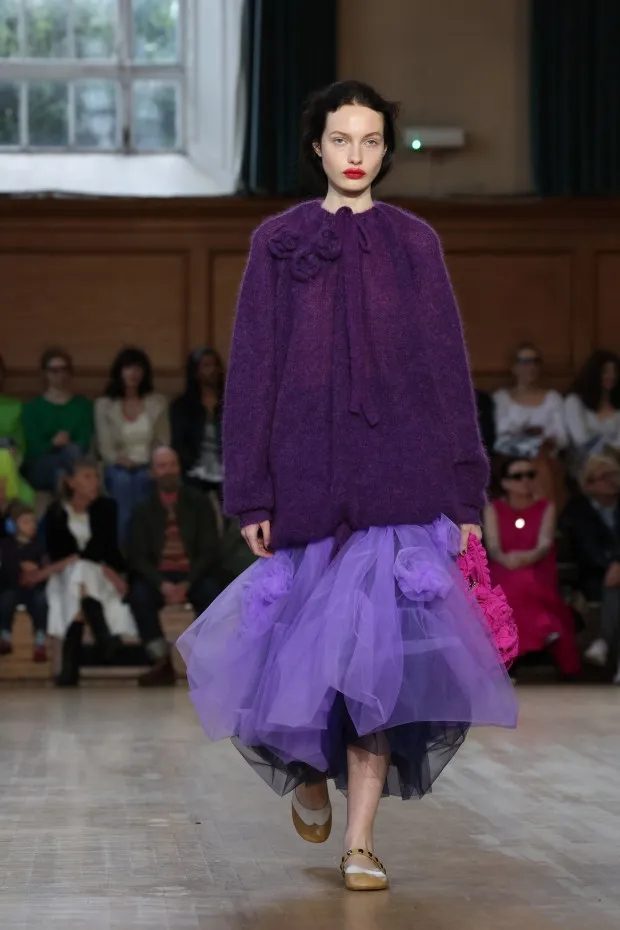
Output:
(0, 685), (617, 930)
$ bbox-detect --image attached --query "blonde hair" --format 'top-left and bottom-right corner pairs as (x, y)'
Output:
(579, 453), (620, 492)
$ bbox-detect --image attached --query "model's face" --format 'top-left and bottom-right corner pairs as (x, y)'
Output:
(314, 104), (386, 195)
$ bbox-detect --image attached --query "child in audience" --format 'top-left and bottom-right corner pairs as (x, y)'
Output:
(0, 502), (71, 662)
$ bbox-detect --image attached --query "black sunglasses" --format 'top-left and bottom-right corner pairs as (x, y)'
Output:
(515, 356), (541, 365)
(507, 470), (537, 481)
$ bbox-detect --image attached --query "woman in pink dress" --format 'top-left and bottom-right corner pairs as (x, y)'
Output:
(484, 457), (580, 676)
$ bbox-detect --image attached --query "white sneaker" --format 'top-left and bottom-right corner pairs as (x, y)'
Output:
(584, 638), (609, 667)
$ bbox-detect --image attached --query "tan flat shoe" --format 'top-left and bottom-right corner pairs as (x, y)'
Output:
(340, 848), (389, 891)
(291, 789), (332, 844)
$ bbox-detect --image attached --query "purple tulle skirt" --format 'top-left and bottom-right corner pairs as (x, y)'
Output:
(177, 516), (518, 800)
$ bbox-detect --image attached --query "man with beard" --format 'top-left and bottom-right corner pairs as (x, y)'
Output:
(128, 446), (221, 685)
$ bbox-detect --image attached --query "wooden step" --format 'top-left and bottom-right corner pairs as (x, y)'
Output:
(0, 606), (194, 683)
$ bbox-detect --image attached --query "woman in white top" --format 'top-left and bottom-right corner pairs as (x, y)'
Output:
(494, 343), (568, 456)
(565, 351), (620, 463)
(43, 457), (137, 686)
(95, 347), (170, 545)
(494, 343), (568, 508)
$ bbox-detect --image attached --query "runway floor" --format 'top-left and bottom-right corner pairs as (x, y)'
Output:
(0, 684), (618, 929)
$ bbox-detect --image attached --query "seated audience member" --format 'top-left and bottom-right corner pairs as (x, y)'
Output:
(494, 342), (568, 507)
(0, 355), (35, 506)
(0, 501), (60, 662)
(170, 348), (225, 498)
(95, 347), (169, 545)
(475, 389), (495, 459)
(44, 457), (137, 686)
(560, 454), (620, 684)
(484, 457), (581, 677)
(494, 343), (568, 456)
(128, 446), (220, 686)
(565, 350), (620, 464)
(22, 348), (94, 492)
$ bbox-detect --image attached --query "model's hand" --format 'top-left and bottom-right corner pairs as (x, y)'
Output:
(242, 521), (273, 558)
(459, 523), (482, 554)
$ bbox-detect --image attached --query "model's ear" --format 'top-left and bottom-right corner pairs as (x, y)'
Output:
(313, 142), (322, 158)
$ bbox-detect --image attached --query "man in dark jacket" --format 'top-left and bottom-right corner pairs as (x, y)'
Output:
(560, 454), (620, 682)
(128, 446), (221, 686)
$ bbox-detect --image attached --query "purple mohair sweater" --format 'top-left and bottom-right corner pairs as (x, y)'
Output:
(223, 200), (489, 550)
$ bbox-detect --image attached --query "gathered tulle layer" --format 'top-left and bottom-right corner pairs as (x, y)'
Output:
(177, 517), (518, 799)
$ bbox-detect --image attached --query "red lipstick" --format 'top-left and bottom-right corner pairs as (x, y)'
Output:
(344, 169), (366, 179)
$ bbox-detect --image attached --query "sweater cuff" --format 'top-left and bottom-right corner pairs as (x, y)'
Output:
(455, 504), (482, 526)
(238, 509), (272, 529)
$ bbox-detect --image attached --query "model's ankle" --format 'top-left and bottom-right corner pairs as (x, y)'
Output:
(344, 831), (374, 853)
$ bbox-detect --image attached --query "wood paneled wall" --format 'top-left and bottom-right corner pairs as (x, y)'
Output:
(2, 197), (620, 398)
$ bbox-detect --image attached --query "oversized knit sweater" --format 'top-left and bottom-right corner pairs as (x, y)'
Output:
(223, 200), (488, 550)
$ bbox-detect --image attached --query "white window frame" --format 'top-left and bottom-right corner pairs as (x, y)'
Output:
(0, 0), (186, 153)
(0, 0), (246, 197)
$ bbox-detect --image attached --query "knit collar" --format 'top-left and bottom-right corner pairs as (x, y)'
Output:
(267, 201), (384, 426)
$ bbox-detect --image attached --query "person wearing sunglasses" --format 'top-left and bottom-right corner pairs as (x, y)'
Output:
(560, 454), (620, 684)
(22, 348), (94, 493)
(484, 457), (580, 677)
(494, 343), (568, 458)
(494, 343), (569, 508)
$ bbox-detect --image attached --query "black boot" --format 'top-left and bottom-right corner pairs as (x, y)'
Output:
(81, 597), (122, 662)
(55, 621), (84, 687)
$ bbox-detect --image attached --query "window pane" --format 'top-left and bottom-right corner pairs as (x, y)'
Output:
(132, 80), (177, 149)
(75, 80), (117, 149)
(0, 1), (20, 58)
(0, 83), (20, 145)
(28, 81), (68, 146)
(74, 0), (116, 59)
(132, 0), (179, 63)
(26, 0), (69, 58)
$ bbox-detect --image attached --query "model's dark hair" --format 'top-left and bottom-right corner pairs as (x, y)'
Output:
(569, 350), (620, 412)
(499, 457), (535, 481)
(40, 347), (73, 372)
(301, 80), (399, 186)
(104, 346), (153, 399)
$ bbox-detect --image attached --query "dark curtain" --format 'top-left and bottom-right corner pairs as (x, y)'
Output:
(241, 0), (338, 196)
(531, 0), (620, 195)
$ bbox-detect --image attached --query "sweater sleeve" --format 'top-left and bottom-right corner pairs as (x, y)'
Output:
(414, 222), (489, 524)
(223, 224), (277, 527)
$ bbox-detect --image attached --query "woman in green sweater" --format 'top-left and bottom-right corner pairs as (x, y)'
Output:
(0, 356), (35, 505)
(22, 348), (94, 492)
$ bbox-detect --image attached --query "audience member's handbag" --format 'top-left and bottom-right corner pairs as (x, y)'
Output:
(457, 535), (518, 668)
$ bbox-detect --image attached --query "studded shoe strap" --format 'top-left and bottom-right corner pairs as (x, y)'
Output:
(340, 848), (386, 875)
